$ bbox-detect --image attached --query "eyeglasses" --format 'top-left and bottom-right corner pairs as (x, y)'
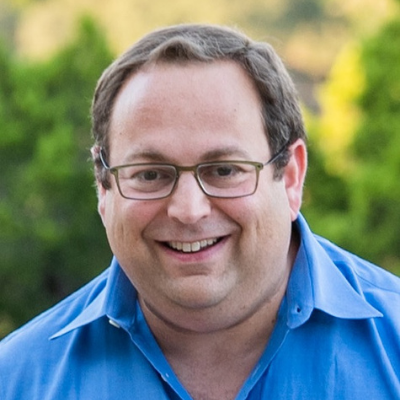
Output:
(99, 145), (288, 200)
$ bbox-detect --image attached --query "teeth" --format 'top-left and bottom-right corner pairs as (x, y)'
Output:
(182, 243), (192, 252)
(168, 238), (218, 253)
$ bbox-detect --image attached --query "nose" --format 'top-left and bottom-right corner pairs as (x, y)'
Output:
(167, 172), (212, 224)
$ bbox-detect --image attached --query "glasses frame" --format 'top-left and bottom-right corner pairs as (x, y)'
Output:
(99, 144), (288, 200)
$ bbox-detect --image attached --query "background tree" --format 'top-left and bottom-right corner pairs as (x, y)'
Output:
(0, 17), (113, 337)
(303, 0), (400, 275)
(345, 8), (400, 271)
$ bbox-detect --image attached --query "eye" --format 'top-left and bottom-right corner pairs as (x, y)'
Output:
(213, 164), (239, 177)
(198, 163), (253, 190)
(202, 163), (247, 179)
(137, 169), (164, 181)
(118, 165), (176, 189)
(131, 166), (175, 182)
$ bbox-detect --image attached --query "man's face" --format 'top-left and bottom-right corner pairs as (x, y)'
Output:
(98, 60), (306, 332)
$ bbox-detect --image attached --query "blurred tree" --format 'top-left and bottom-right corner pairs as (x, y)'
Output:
(303, 0), (400, 276)
(9, 0), (391, 78)
(0, 16), (113, 338)
(344, 8), (400, 274)
(316, 44), (365, 173)
(301, 110), (351, 244)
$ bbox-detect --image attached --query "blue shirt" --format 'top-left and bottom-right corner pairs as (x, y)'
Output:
(1, 214), (400, 399)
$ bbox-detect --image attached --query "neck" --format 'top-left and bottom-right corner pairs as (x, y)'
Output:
(139, 257), (290, 368)
(140, 285), (285, 400)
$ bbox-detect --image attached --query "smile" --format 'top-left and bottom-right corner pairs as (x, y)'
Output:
(167, 238), (219, 253)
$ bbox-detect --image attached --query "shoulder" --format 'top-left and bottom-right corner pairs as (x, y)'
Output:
(0, 268), (111, 399)
(0, 268), (109, 354)
(296, 214), (400, 302)
(299, 229), (400, 384)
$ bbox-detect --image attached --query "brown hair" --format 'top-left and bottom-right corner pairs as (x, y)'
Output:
(91, 24), (306, 187)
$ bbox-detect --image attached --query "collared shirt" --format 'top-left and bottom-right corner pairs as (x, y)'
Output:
(1, 214), (400, 399)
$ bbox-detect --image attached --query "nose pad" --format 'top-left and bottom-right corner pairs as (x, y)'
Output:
(166, 172), (211, 224)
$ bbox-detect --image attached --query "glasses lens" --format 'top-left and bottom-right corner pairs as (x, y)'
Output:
(116, 164), (177, 199)
(197, 162), (257, 198)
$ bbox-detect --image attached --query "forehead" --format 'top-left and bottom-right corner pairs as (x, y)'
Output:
(108, 61), (269, 163)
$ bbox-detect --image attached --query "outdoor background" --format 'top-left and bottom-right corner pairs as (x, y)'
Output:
(1, 0), (400, 339)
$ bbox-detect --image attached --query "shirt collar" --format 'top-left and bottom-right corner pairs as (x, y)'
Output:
(51, 258), (138, 339)
(285, 214), (382, 329)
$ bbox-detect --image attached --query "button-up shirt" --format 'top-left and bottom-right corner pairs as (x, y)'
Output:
(1, 214), (400, 399)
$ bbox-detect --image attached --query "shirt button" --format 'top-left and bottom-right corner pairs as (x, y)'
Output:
(109, 319), (121, 328)
(161, 373), (170, 382)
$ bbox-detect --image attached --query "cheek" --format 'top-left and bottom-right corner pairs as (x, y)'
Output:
(101, 194), (149, 253)
(239, 183), (292, 246)
(103, 199), (128, 254)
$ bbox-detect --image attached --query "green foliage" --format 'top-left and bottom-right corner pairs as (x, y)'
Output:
(301, 114), (352, 244)
(345, 15), (400, 273)
(304, 8), (400, 276)
(0, 17), (113, 336)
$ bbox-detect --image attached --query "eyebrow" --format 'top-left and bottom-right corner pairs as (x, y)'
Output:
(123, 150), (169, 163)
(121, 146), (253, 164)
(201, 147), (252, 161)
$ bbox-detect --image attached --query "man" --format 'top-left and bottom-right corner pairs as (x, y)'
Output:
(1, 24), (399, 400)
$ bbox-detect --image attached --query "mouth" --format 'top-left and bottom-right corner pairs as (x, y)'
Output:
(165, 238), (221, 253)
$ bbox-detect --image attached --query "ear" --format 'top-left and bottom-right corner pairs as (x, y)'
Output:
(283, 139), (307, 221)
(97, 180), (108, 227)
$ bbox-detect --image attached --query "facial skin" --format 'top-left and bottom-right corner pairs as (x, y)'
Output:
(98, 60), (307, 334)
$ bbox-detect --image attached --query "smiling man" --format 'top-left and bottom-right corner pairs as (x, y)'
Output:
(1, 24), (400, 400)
